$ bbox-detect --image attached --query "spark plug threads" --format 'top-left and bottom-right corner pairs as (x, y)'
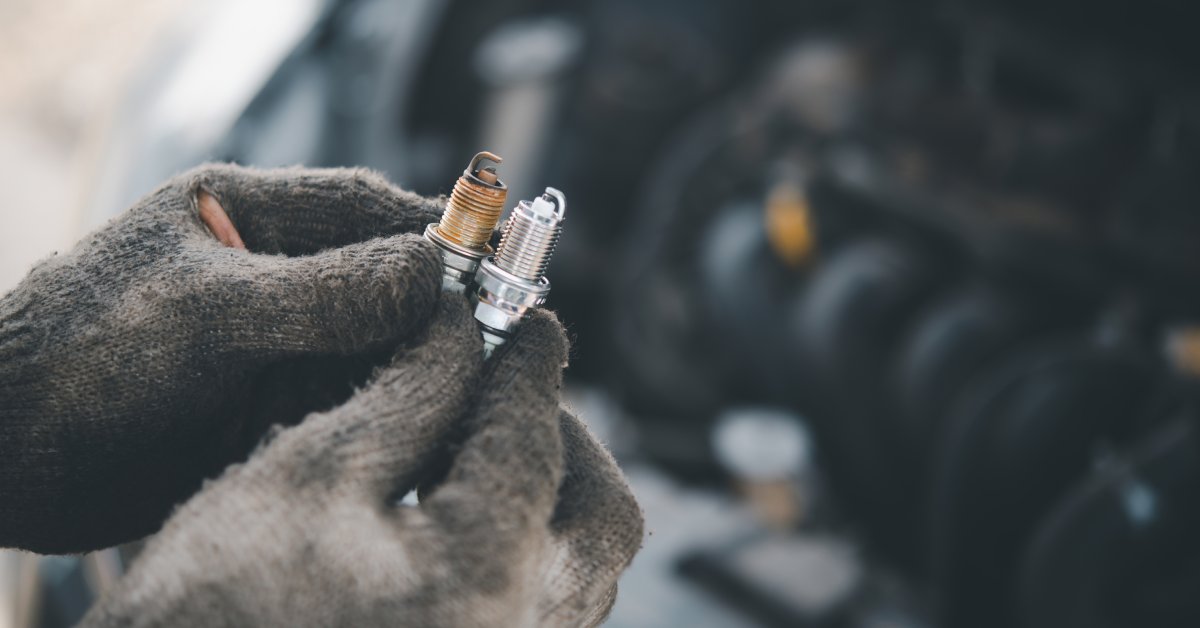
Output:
(424, 151), (566, 353)
(493, 192), (563, 281)
(474, 188), (566, 357)
(424, 151), (507, 293)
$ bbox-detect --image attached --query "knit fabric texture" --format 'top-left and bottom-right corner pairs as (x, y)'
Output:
(0, 163), (445, 553)
(81, 304), (644, 628)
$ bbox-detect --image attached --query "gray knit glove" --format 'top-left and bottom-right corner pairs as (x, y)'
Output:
(81, 300), (645, 628)
(0, 164), (445, 553)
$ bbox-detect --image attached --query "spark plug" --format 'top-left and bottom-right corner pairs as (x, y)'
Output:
(473, 187), (565, 357)
(424, 151), (508, 293)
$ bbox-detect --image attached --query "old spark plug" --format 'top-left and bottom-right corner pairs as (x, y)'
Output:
(473, 187), (565, 357)
(424, 151), (508, 293)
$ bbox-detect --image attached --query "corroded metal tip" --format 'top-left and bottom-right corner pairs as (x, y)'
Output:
(476, 167), (499, 185)
(433, 151), (508, 252)
(467, 151), (504, 183)
(424, 151), (510, 294)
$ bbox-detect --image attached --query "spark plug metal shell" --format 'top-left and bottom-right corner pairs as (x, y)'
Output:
(424, 151), (507, 294)
(473, 187), (565, 357)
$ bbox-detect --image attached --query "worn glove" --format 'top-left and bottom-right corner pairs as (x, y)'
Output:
(0, 164), (446, 553)
(81, 299), (645, 628)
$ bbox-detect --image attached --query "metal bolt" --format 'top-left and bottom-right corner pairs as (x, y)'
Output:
(473, 187), (566, 357)
(423, 151), (507, 293)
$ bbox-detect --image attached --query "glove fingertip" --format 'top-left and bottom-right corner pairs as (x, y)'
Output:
(507, 308), (570, 368)
(183, 162), (245, 203)
(396, 233), (444, 292)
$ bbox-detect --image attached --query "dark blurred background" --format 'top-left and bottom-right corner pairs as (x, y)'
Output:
(5, 0), (1200, 626)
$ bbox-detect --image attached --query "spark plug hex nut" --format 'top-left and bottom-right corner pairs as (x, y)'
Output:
(473, 266), (549, 349)
(423, 225), (487, 290)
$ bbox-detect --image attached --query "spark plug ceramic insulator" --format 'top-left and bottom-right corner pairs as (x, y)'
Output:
(473, 187), (565, 357)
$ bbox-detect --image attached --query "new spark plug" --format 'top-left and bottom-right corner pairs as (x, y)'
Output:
(473, 187), (565, 357)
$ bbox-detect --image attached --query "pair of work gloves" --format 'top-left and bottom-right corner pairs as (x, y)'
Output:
(0, 165), (642, 627)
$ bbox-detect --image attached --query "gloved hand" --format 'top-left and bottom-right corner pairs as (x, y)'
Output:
(81, 299), (644, 628)
(0, 164), (446, 553)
